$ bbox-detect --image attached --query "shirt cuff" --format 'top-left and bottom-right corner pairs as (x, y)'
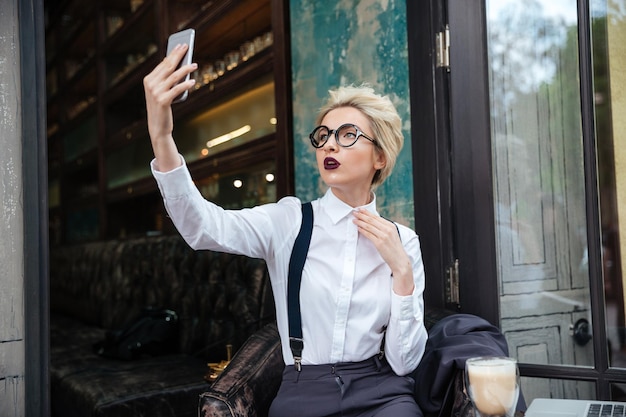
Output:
(390, 290), (416, 321)
(150, 155), (196, 200)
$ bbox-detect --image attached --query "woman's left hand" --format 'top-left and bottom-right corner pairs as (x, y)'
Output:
(352, 209), (414, 295)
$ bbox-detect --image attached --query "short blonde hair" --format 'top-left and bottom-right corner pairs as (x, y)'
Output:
(315, 85), (403, 189)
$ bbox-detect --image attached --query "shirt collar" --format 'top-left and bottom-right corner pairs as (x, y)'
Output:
(321, 188), (378, 224)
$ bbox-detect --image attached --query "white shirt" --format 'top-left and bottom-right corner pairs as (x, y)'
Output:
(151, 158), (427, 376)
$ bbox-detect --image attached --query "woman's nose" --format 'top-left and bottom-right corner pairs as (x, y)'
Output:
(322, 136), (338, 152)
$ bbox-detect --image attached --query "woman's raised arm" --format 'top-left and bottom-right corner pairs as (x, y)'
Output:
(143, 43), (197, 172)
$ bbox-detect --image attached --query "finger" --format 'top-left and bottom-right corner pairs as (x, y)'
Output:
(145, 65), (197, 108)
(353, 210), (391, 236)
(166, 62), (197, 90)
(167, 76), (196, 102)
(145, 44), (190, 87)
(352, 208), (376, 224)
(354, 217), (382, 237)
(163, 43), (189, 73)
(354, 219), (391, 246)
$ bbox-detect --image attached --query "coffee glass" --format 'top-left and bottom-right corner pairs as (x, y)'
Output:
(465, 356), (520, 417)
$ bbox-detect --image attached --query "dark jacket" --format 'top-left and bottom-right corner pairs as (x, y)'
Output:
(412, 313), (526, 417)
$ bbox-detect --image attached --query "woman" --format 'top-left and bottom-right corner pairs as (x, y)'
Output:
(144, 43), (427, 417)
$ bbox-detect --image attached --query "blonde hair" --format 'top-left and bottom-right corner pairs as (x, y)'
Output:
(315, 85), (403, 189)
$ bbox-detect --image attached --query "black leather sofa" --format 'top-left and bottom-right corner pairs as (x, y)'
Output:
(50, 234), (525, 417)
(49, 235), (275, 417)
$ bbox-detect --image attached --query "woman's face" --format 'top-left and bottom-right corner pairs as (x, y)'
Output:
(315, 106), (385, 204)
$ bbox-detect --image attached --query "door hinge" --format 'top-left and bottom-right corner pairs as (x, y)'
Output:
(436, 25), (450, 70)
(446, 258), (460, 306)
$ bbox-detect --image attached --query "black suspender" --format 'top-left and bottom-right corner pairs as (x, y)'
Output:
(286, 202), (398, 371)
(287, 202), (313, 371)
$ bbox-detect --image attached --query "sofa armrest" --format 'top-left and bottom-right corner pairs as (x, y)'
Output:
(199, 323), (283, 417)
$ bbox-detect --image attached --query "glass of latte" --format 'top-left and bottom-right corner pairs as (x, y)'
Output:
(465, 356), (520, 417)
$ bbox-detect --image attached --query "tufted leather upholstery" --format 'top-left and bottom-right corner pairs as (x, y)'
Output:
(49, 235), (275, 417)
(199, 323), (283, 417)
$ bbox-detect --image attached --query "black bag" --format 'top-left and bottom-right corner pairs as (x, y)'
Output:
(94, 308), (179, 360)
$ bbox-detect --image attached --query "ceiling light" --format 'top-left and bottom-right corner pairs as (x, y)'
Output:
(206, 125), (251, 148)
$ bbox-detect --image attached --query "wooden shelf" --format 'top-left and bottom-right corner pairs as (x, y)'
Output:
(45, 0), (288, 244)
(176, 47), (273, 118)
(101, 0), (156, 51)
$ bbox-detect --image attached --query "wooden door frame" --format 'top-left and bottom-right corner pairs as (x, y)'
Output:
(408, 0), (500, 321)
(19, 0), (50, 414)
(445, 0), (500, 323)
(407, 0), (456, 311)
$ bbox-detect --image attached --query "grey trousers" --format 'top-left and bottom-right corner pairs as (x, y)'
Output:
(268, 356), (422, 417)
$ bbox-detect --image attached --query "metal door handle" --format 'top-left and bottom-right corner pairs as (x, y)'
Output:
(571, 318), (592, 346)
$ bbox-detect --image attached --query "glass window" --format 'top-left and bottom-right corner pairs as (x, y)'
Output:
(486, 0), (592, 373)
(195, 160), (276, 209)
(63, 115), (97, 162)
(592, 0), (626, 370)
(106, 139), (153, 189)
(174, 76), (276, 164)
(106, 76), (276, 190)
(610, 383), (626, 401)
(487, 0), (626, 397)
(522, 377), (595, 404)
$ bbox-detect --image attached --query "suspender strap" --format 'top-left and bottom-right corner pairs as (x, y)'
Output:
(287, 202), (313, 371)
(286, 204), (398, 370)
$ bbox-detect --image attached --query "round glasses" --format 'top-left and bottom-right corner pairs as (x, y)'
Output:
(309, 124), (378, 148)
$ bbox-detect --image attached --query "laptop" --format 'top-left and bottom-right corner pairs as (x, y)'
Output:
(525, 398), (626, 417)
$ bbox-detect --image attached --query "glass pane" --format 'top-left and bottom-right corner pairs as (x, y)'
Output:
(66, 207), (99, 243)
(486, 0), (594, 376)
(195, 160), (276, 209)
(106, 139), (153, 189)
(522, 377), (595, 404)
(106, 77), (276, 190)
(63, 114), (97, 162)
(611, 383), (626, 401)
(174, 76), (276, 164)
(592, 1), (626, 369)
(49, 178), (60, 208)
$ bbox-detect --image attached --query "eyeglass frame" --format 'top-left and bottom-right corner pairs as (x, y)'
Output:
(309, 123), (379, 148)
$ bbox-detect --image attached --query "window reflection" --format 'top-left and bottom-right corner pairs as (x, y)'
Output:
(521, 377), (595, 403)
(486, 0), (596, 400)
(174, 75), (276, 163)
(592, 0), (626, 369)
(195, 160), (276, 209)
(611, 383), (626, 401)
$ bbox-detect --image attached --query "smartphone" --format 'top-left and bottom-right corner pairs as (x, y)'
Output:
(166, 28), (195, 103)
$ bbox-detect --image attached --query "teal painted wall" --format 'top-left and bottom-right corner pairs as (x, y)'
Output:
(289, 0), (414, 228)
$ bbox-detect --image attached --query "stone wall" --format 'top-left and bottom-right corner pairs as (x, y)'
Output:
(0, 0), (25, 416)
(289, 0), (414, 228)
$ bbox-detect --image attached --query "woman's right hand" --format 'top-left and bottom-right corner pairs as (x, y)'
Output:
(143, 44), (197, 171)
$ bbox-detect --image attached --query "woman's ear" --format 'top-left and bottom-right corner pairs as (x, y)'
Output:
(374, 149), (386, 171)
